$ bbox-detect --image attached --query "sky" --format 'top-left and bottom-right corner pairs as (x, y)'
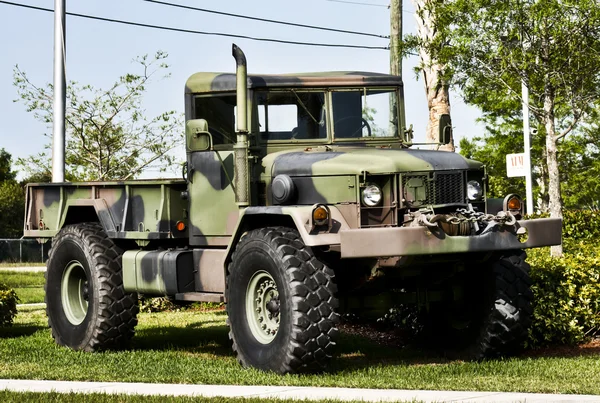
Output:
(0, 0), (484, 179)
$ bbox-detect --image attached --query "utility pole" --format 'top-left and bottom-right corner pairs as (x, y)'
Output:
(52, 0), (66, 183)
(389, 0), (402, 136)
(389, 0), (402, 77)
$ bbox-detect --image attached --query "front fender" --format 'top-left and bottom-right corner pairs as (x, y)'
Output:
(224, 205), (352, 268)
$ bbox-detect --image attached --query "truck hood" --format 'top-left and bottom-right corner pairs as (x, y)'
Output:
(264, 147), (483, 177)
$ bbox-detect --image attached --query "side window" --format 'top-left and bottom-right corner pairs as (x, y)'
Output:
(255, 91), (327, 141)
(194, 94), (236, 145)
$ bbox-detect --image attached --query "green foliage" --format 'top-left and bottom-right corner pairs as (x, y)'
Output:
(527, 243), (600, 347)
(0, 180), (24, 238)
(562, 210), (600, 240)
(13, 51), (183, 181)
(0, 283), (19, 327)
(528, 210), (600, 241)
(138, 296), (224, 313)
(138, 296), (178, 313)
(0, 149), (23, 238)
(525, 210), (600, 346)
(559, 129), (600, 209)
(0, 149), (16, 183)
(424, 0), (600, 226)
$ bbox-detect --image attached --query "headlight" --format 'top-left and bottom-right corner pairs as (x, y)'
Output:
(362, 184), (382, 207)
(467, 180), (483, 200)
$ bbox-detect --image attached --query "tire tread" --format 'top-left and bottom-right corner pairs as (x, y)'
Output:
(46, 223), (138, 351)
(226, 226), (339, 374)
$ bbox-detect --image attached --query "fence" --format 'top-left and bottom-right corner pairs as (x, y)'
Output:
(0, 239), (50, 263)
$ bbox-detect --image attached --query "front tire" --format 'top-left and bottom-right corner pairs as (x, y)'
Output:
(45, 223), (139, 351)
(226, 227), (339, 374)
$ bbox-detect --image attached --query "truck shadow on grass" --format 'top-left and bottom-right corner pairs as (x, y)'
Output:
(133, 323), (232, 356)
(0, 324), (45, 339)
(131, 317), (451, 371)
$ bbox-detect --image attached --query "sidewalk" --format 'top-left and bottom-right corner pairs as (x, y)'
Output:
(1, 379), (599, 402)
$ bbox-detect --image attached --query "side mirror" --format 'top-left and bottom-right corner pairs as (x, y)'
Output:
(186, 119), (213, 152)
(438, 114), (452, 145)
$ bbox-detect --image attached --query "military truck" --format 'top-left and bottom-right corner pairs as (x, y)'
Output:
(23, 44), (561, 374)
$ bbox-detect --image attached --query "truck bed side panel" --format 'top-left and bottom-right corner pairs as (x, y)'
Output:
(23, 180), (188, 240)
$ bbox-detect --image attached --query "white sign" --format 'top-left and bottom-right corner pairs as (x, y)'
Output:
(506, 153), (528, 177)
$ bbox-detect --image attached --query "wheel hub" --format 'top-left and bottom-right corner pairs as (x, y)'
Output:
(61, 261), (89, 325)
(246, 271), (280, 344)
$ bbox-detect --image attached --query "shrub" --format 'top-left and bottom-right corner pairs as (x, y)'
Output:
(527, 242), (600, 347)
(138, 296), (179, 313)
(527, 210), (600, 241)
(0, 283), (19, 327)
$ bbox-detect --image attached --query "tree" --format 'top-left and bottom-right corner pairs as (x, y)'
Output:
(410, 0), (454, 151)
(428, 0), (600, 256)
(0, 181), (24, 238)
(0, 149), (16, 183)
(0, 149), (23, 238)
(13, 51), (183, 181)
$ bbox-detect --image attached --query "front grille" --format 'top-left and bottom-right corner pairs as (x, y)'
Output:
(434, 172), (464, 204)
(402, 171), (465, 206)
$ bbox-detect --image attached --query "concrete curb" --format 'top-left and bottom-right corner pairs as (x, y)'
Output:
(1, 380), (599, 402)
(16, 303), (45, 308)
(0, 266), (46, 272)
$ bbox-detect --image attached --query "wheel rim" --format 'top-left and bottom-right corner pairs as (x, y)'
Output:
(246, 270), (280, 344)
(61, 260), (89, 325)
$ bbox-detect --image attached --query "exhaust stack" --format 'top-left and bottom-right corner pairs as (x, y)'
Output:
(232, 44), (250, 206)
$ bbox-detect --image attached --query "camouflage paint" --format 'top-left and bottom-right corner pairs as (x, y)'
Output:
(339, 218), (563, 258)
(122, 249), (194, 295)
(265, 147), (482, 177)
(186, 150), (238, 244)
(185, 71), (404, 95)
(24, 69), (562, 300)
(24, 180), (188, 240)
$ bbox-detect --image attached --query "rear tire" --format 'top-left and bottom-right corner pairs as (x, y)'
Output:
(45, 223), (139, 351)
(226, 227), (339, 374)
(427, 250), (533, 359)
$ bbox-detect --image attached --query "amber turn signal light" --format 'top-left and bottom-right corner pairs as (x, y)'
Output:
(507, 197), (521, 211)
(313, 206), (329, 226)
(175, 221), (186, 232)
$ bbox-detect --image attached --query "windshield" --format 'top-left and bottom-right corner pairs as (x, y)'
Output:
(255, 91), (327, 141)
(332, 89), (399, 139)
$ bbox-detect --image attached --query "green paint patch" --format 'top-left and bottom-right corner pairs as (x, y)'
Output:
(0, 308), (599, 394)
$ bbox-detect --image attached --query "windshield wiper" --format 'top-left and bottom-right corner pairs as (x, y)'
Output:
(291, 90), (324, 126)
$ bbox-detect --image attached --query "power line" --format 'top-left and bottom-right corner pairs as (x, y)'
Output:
(143, 0), (389, 39)
(325, 0), (389, 8)
(0, 1), (389, 50)
(324, 0), (415, 13)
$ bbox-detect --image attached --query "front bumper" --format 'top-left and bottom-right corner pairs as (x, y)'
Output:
(339, 218), (562, 258)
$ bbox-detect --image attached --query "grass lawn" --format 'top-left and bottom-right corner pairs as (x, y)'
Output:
(0, 271), (45, 304)
(1, 306), (599, 395)
(0, 391), (395, 403)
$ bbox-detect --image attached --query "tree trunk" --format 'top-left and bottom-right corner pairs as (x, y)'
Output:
(412, 0), (455, 152)
(536, 149), (549, 213)
(543, 88), (563, 257)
